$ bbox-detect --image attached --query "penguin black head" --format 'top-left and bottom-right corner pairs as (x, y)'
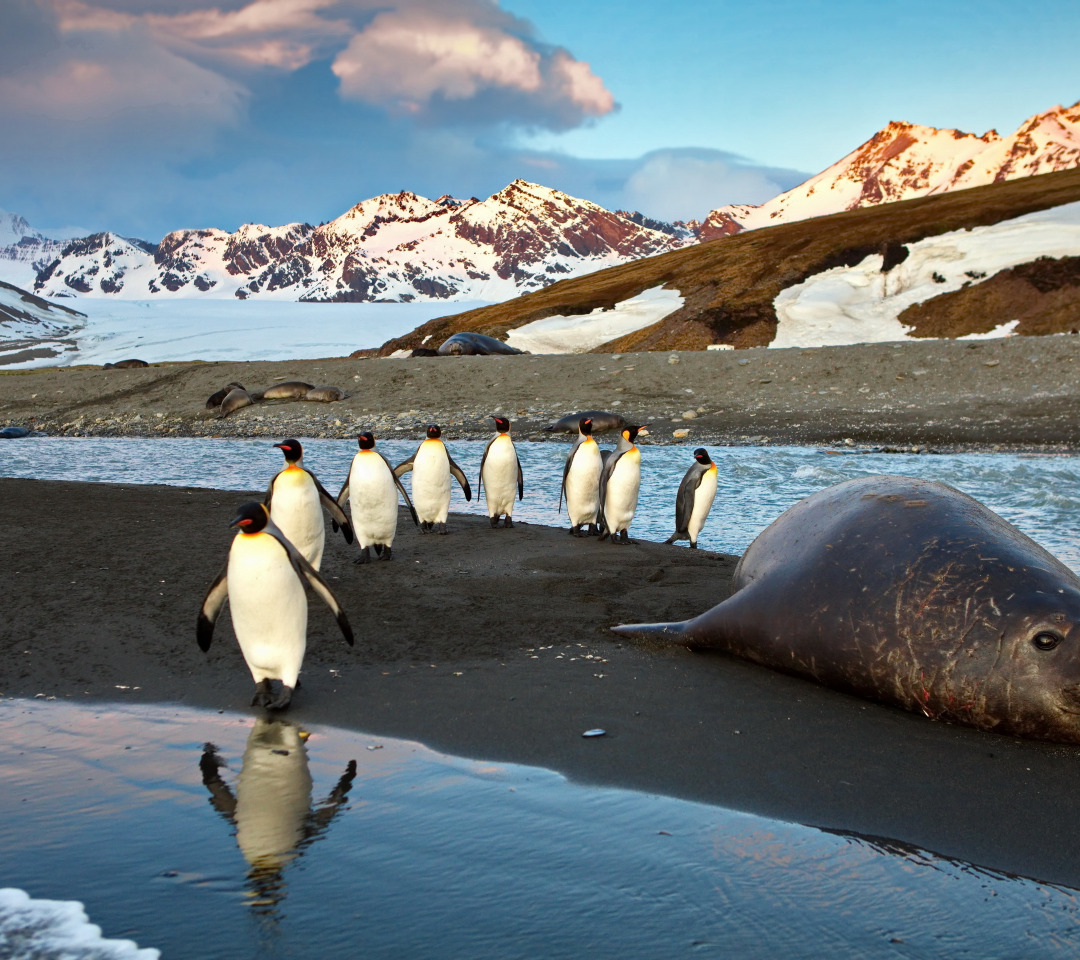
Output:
(357, 432), (376, 450)
(274, 439), (303, 463)
(426, 425), (442, 439)
(230, 501), (270, 533)
(579, 417), (594, 436)
(693, 448), (713, 465)
(491, 416), (510, 433)
(623, 425), (648, 443)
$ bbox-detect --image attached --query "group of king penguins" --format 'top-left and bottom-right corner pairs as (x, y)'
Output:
(197, 415), (719, 710)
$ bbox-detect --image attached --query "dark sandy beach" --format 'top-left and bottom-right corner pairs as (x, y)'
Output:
(3, 332), (1080, 449)
(5, 476), (1080, 892)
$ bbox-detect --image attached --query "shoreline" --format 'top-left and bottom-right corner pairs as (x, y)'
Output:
(2, 335), (1080, 451)
(6, 477), (1080, 890)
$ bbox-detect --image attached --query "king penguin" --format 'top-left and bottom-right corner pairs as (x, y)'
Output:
(664, 448), (718, 549)
(265, 439), (352, 571)
(598, 425), (648, 544)
(336, 432), (419, 562)
(478, 416), (523, 528)
(560, 416), (603, 537)
(197, 502), (354, 710)
(393, 425), (472, 534)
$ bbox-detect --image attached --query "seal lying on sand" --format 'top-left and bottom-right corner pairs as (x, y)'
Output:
(437, 333), (525, 356)
(103, 358), (149, 369)
(206, 382), (246, 409)
(258, 381), (314, 401)
(614, 475), (1080, 743)
(303, 386), (347, 402)
(219, 387), (254, 417)
(545, 410), (627, 434)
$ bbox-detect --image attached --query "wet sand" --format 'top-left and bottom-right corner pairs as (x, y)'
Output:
(5, 477), (1080, 890)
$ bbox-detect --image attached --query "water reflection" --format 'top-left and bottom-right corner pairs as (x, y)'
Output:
(199, 718), (356, 916)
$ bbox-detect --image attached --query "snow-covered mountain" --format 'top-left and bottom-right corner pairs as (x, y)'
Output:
(28, 181), (690, 303)
(0, 280), (85, 366)
(701, 100), (1080, 239)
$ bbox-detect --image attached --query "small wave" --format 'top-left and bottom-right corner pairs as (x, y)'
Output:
(0, 889), (159, 960)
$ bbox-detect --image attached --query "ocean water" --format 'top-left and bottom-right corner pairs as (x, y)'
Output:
(2, 700), (1079, 960)
(3, 436), (1080, 571)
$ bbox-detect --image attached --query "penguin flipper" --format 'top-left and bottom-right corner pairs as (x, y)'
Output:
(199, 742), (238, 818)
(310, 471), (354, 544)
(197, 566), (229, 652)
(559, 438), (583, 513)
(597, 449), (623, 527)
(335, 475), (350, 511)
(392, 453), (416, 478)
(379, 452), (419, 526)
(448, 456), (472, 502)
(263, 474), (277, 509)
(516, 452), (524, 500)
(292, 549), (355, 647)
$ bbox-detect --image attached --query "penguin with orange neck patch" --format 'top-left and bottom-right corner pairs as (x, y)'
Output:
(478, 416), (523, 528)
(598, 425), (648, 544)
(197, 502), (354, 710)
(393, 425), (472, 534)
(265, 439), (352, 570)
(337, 431), (419, 562)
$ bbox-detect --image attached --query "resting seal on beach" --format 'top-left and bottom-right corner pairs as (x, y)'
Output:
(219, 387), (254, 417)
(103, 358), (149, 369)
(258, 381), (315, 401)
(206, 382), (246, 409)
(303, 386), (347, 402)
(437, 333), (525, 356)
(545, 410), (627, 434)
(614, 475), (1080, 743)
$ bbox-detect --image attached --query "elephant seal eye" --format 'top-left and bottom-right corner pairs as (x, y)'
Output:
(1032, 632), (1064, 651)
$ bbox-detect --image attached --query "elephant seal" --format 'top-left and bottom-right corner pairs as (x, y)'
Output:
(103, 358), (149, 369)
(304, 386), (346, 402)
(437, 332), (525, 356)
(206, 382), (246, 409)
(545, 410), (627, 434)
(260, 381), (315, 401)
(219, 387), (254, 417)
(614, 474), (1080, 743)
(0, 426), (30, 439)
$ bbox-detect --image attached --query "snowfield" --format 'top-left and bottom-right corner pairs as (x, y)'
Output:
(771, 201), (1080, 348)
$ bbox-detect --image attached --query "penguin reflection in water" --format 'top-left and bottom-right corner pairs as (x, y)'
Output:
(598, 425), (648, 544)
(560, 417), (603, 537)
(200, 719), (357, 914)
(197, 502), (354, 709)
(665, 448), (718, 549)
(478, 417), (523, 528)
(393, 425), (472, 533)
(265, 439), (353, 571)
(336, 432), (419, 562)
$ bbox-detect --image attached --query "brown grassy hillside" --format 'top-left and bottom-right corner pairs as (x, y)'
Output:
(363, 166), (1080, 356)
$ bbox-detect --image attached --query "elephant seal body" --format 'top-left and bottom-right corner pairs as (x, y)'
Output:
(304, 386), (346, 402)
(103, 358), (149, 369)
(0, 426), (30, 439)
(206, 382), (246, 409)
(437, 333), (524, 356)
(260, 381), (314, 401)
(545, 410), (627, 434)
(614, 475), (1080, 743)
(219, 387), (254, 417)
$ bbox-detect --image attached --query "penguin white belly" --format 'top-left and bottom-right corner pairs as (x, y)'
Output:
(412, 440), (452, 524)
(348, 452), (399, 547)
(566, 441), (602, 526)
(604, 449), (642, 534)
(482, 436), (518, 517)
(235, 720), (313, 870)
(688, 467), (718, 545)
(269, 468), (325, 570)
(228, 532), (308, 689)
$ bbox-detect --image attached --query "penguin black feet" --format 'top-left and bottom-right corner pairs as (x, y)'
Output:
(490, 515), (515, 528)
(588, 523), (602, 537)
(353, 546), (373, 564)
(380, 545), (393, 561)
(252, 679), (293, 710)
(490, 515), (501, 529)
(420, 521), (434, 534)
(503, 517), (514, 528)
(689, 541), (697, 550)
(266, 685), (294, 710)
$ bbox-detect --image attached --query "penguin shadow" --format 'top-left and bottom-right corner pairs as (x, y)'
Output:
(199, 717), (357, 918)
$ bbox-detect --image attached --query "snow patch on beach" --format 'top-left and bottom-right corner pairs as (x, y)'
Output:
(5, 298), (489, 368)
(771, 201), (1080, 348)
(0, 888), (160, 959)
(504, 286), (683, 354)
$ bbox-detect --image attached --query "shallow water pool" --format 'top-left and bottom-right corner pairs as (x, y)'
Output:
(3, 437), (1080, 570)
(2, 699), (1078, 960)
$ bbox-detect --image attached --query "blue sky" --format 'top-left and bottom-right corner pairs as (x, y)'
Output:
(2, 0), (1078, 241)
